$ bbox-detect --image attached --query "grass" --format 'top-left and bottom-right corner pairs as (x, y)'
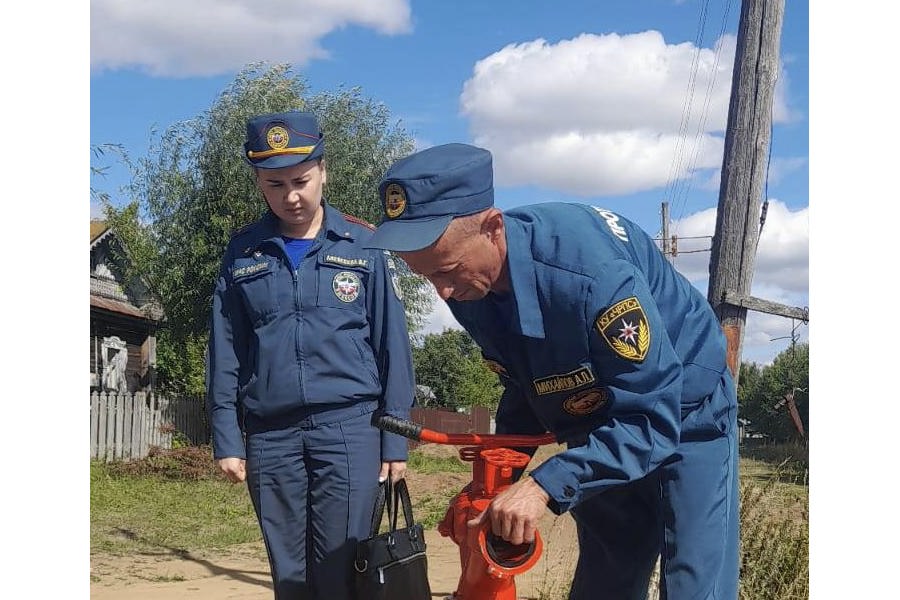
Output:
(406, 449), (471, 474)
(737, 451), (809, 600)
(90, 447), (260, 555)
(91, 443), (809, 599)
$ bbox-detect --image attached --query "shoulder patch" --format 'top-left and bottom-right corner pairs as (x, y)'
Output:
(594, 297), (650, 362)
(342, 213), (376, 231)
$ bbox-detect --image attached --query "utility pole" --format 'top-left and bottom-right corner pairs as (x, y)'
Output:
(661, 202), (671, 260)
(707, 0), (794, 385)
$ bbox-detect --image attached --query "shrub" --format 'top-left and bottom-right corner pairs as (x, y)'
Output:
(106, 445), (225, 481)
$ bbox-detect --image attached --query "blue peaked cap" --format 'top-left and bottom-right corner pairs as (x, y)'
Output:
(243, 111), (324, 169)
(364, 143), (494, 252)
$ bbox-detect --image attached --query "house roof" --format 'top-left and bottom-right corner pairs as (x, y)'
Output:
(90, 295), (149, 319)
(90, 221), (165, 323)
(90, 295), (164, 322)
(91, 220), (108, 241)
(91, 220), (113, 249)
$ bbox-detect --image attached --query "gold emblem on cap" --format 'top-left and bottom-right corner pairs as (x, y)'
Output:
(266, 126), (290, 150)
(385, 183), (407, 219)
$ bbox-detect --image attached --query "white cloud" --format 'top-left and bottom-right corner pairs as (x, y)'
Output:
(90, 0), (412, 77)
(667, 200), (807, 294)
(420, 291), (463, 336)
(666, 200), (808, 364)
(417, 200), (807, 364)
(753, 201), (809, 295)
(460, 31), (792, 197)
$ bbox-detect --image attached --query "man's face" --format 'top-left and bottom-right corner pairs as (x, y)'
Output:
(399, 214), (505, 302)
(255, 160), (326, 229)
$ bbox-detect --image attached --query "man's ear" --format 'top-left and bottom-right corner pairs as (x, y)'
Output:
(482, 208), (505, 243)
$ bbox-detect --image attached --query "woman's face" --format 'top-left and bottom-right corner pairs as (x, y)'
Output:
(255, 159), (327, 235)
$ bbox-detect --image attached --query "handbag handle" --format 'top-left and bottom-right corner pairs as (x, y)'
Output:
(388, 478), (415, 532)
(368, 478), (416, 538)
(368, 481), (389, 538)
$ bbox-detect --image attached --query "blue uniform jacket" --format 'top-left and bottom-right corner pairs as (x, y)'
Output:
(448, 202), (729, 514)
(206, 201), (415, 462)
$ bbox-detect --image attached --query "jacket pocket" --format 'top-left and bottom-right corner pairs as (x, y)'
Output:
(233, 262), (280, 326)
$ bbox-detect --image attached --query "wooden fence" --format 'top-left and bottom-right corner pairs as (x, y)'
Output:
(89, 392), (208, 462)
(89, 392), (491, 462)
(407, 406), (491, 449)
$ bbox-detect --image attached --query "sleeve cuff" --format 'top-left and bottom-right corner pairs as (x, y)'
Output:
(529, 457), (583, 515)
(381, 430), (410, 462)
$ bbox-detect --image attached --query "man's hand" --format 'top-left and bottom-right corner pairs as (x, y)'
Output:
(379, 460), (407, 483)
(217, 457), (246, 483)
(467, 476), (550, 545)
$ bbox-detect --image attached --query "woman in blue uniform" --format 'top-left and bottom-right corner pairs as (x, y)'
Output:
(206, 111), (415, 599)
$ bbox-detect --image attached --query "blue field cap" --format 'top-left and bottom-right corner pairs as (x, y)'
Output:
(364, 143), (494, 251)
(243, 111), (324, 169)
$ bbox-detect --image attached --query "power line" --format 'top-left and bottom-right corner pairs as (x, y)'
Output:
(672, 0), (736, 233)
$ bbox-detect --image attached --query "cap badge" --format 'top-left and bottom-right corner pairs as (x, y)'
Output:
(385, 183), (407, 219)
(266, 126), (290, 150)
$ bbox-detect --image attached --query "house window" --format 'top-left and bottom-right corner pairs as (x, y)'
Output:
(101, 336), (129, 393)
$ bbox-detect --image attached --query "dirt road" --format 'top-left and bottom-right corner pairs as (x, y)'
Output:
(90, 513), (579, 600)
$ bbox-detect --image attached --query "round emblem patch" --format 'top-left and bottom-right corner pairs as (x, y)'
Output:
(384, 183), (407, 219)
(333, 271), (361, 302)
(266, 125), (290, 150)
(562, 388), (608, 416)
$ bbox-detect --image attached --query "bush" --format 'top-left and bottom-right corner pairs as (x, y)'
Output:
(106, 445), (225, 481)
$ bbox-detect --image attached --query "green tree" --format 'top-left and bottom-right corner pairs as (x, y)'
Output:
(102, 62), (432, 395)
(738, 343), (809, 442)
(412, 329), (503, 411)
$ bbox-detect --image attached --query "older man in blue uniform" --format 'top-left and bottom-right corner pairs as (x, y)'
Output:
(365, 143), (739, 599)
(206, 111), (415, 599)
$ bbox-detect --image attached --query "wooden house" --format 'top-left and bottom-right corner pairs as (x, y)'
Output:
(90, 221), (164, 393)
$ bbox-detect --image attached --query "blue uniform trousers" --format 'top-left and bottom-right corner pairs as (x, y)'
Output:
(567, 372), (739, 600)
(245, 406), (381, 600)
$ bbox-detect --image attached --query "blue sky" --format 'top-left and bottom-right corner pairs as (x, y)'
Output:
(90, 0), (809, 365)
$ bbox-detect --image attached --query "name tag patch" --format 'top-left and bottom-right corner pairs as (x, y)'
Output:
(232, 261), (269, 279)
(323, 255), (368, 269)
(533, 366), (595, 395)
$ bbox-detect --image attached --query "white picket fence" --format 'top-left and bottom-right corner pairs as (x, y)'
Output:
(90, 392), (209, 462)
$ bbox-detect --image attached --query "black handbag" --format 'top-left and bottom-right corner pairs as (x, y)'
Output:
(354, 478), (432, 600)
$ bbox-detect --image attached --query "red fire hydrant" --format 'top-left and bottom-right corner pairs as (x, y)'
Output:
(438, 446), (544, 600)
(371, 414), (557, 600)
